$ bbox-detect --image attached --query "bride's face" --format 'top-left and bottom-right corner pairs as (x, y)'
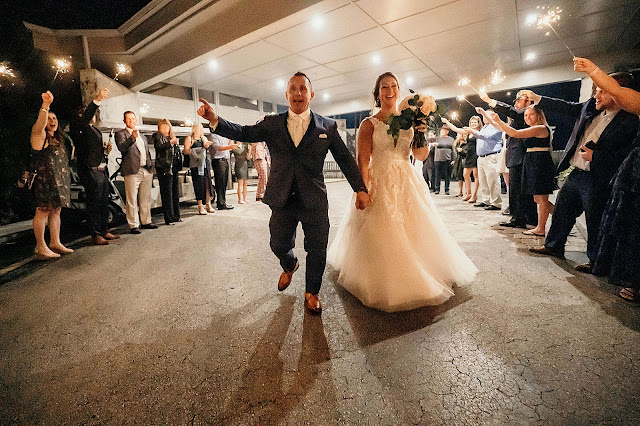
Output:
(378, 76), (399, 108)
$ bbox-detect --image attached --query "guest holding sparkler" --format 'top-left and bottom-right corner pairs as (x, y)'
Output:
(153, 119), (183, 225)
(441, 116), (481, 203)
(573, 56), (640, 302)
(483, 106), (555, 237)
(30, 91), (73, 259)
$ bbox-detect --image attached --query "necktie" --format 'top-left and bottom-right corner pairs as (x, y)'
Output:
(292, 115), (304, 147)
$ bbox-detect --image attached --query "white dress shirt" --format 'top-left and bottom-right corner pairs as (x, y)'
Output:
(127, 127), (147, 167)
(287, 109), (311, 147)
(570, 108), (619, 171)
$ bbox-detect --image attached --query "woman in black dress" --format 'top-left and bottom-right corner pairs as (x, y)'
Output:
(30, 91), (73, 260)
(574, 56), (640, 303)
(153, 119), (182, 225)
(486, 106), (555, 237)
(442, 116), (480, 202)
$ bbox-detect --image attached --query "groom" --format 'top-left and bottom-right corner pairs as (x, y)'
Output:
(197, 72), (370, 314)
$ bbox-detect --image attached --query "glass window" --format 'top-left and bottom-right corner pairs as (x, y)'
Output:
(263, 101), (273, 113)
(220, 93), (258, 110)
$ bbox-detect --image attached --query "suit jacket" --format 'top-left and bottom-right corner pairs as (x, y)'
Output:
(214, 111), (366, 210)
(493, 100), (527, 168)
(115, 128), (154, 176)
(71, 101), (105, 169)
(539, 96), (639, 190)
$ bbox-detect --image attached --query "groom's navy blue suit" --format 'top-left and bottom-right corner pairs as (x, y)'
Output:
(213, 111), (367, 294)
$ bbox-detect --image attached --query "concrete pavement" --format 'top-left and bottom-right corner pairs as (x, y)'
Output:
(1, 180), (638, 424)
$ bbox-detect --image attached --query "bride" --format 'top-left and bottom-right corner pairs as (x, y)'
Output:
(327, 72), (478, 312)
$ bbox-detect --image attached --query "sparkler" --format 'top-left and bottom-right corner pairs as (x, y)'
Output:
(51, 58), (71, 86)
(457, 94), (476, 108)
(0, 62), (16, 88)
(449, 111), (462, 124)
(533, 7), (575, 58)
(457, 77), (481, 95)
(111, 62), (131, 84)
(490, 69), (505, 86)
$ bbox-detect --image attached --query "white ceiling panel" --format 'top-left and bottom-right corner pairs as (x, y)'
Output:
(383, 0), (516, 42)
(311, 74), (354, 90)
(298, 27), (397, 63)
(300, 65), (341, 81)
(265, 3), (378, 53)
(202, 74), (261, 93)
(355, 0), (454, 25)
(425, 49), (521, 76)
(239, 54), (318, 81)
(326, 44), (414, 73)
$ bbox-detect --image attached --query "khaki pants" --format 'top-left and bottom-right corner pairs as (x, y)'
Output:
(124, 168), (153, 229)
(477, 153), (502, 208)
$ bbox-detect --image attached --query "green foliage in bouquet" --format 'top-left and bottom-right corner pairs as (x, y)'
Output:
(386, 89), (437, 148)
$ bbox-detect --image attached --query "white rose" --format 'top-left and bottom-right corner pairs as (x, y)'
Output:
(398, 96), (412, 112)
(419, 95), (437, 115)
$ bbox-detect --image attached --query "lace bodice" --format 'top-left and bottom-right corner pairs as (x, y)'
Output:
(369, 116), (414, 162)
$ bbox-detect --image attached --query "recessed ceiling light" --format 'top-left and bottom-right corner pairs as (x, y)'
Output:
(371, 54), (381, 65)
(506, 91), (511, 96)
(323, 93), (330, 101)
(406, 76), (414, 85)
(311, 15), (325, 29)
(526, 14), (538, 26)
(276, 79), (285, 89)
(525, 52), (537, 61)
(207, 59), (219, 71)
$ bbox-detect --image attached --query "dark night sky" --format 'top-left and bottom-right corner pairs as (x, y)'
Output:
(3, 0), (153, 29)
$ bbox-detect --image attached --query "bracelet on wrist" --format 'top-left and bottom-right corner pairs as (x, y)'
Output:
(40, 108), (49, 113)
(589, 67), (600, 77)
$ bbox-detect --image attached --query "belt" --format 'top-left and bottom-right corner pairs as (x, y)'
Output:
(478, 152), (499, 158)
(526, 147), (551, 152)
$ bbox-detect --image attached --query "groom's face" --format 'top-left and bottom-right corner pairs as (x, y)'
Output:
(286, 75), (314, 114)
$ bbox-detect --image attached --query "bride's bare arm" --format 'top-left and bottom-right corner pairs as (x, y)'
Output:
(357, 119), (374, 189)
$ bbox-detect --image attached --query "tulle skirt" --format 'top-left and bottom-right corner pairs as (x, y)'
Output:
(327, 155), (478, 312)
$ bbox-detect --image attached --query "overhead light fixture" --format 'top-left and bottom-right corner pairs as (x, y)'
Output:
(276, 78), (285, 89)
(208, 59), (219, 71)
(506, 91), (512, 96)
(323, 92), (330, 101)
(406, 76), (414, 85)
(371, 54), (381, 65)
(311, 15), (325, 29)
(525, 52), (537, 61)
(526, 14), (538, 26)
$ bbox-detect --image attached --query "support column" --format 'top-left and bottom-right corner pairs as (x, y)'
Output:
(81, 35), (91, 69)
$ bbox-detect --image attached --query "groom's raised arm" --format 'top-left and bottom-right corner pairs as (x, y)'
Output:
(198, 97), (267, 143)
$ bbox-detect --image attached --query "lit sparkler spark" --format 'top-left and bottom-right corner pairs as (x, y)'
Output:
(51, 58), (71, 86)
(0, 62), (16, 78)
(532, 7), (575, 58)
(490, 69), (505, 85)
(457, 94), (476, 107)
(458, 77), (481, 95)
(113, 63), (131, 82)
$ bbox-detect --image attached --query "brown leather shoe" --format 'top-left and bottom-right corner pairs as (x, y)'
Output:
(103, 232), (120, 240)
(278, 261), (299, 291)
(529, 245), (565, 259)
(304, 292), (322, 315)
(91, 235), (109, 246)
(574, 262), (591, 273)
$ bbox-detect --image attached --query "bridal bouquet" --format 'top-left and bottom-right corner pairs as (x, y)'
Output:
(387, 90), (437, 147)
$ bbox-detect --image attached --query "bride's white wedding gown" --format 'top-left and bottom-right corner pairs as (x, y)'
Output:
(327, 117), (478, 312)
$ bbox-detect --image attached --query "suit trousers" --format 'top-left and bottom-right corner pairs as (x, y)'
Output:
(79, 167), (110, 236)
(545, 169), (603, 262)
(124, 168), (153, 229)
(477, 154), (502, 207)
(269, 195), (330, 295)
(508, 164), (538, 225)
(158, 173), (180, 224)
(434, 161), (451, 193)
(212, 158), (229, 207)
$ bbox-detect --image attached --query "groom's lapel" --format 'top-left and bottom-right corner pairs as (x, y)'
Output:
(279, 112), (297, 150)
(296, 111), (319, 150)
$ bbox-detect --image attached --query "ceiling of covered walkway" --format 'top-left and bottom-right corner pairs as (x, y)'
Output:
(27, 0), (640, 114)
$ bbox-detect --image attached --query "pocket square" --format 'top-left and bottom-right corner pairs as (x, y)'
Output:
(319, 134), (328, 139)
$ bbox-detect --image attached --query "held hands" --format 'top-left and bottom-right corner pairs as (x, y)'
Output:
(41, 91), (54, 108)
(96, 88), (109, 102)
(355, 191), (370, 210)
(170, 137), (179, 145)
(197, 98), (218, 123)
(573, 57), (597, 75)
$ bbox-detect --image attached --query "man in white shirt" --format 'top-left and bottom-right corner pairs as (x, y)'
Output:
(524, 73), (639, 270)
(115, 111), (158, 234)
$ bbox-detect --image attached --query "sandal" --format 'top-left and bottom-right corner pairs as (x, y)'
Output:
(523, 230), (545, 237)
(618, 288), (638, 303)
